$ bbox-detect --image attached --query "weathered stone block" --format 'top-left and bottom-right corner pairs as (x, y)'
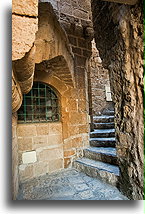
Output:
(79, 125), (89, 134)
(68, 35), (77, 46)
(18, 137), (33, 151)
(68, 125), (79, 136)
(12, 14), (38, 60)
(60, 3), (72, 15)
(36, 124), (49, 135)
(48, 134), (62, 146)
(33, 136), (48, 149)
(73, 9), (89, 20)
(64, 149), (75, 157)
(49, 158), (64, 173)
(64, 140), (72, 150)
(49, 123), (62, 135)
(78, 38), (87, 49)
(71, 137), (82, 148)
(72, 47), (82, 55)
(19, 164), (34, 182)
(22, 151), (37, 164)
(38, 147), (63, 161)
(17, 125), (37, 137)
(12, 0), (38, 16)
(34, 161), (49, 177)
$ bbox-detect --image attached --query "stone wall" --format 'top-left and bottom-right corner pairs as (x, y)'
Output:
(34, 68), (90, 169)
(12, 0), (38, 199)
(92, 0), (144, 199)
(12, 113), (19, 199)
(90, 39), (114, 116)
(12, 0), (93, 193)
(17, 122), (63, 182)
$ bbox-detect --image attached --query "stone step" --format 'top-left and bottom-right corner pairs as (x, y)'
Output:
(94, 122), (114, 129)
(84, 147), (118, 165)
(93, 115), (114, 123)
(90, 137), (116, 147)
(90, 129), (115, 138)
(73, 158), (119, 186)
(102, 110), (115, 116)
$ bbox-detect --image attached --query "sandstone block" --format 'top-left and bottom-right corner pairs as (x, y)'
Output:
(68, 99), (78, 112)
(49, 158), (64, 173)
(72, 47), (82, 55)
(18, 137), (33, 151)
(34, 161), (49, 177)
(71, 137), (82, 148)
(73, 9), (89, 20)
(19, 164), (34, 182)
(69, 112), (82, 124)
(36, 124), (49, 135)
(12, 14), (38, 60)
(68, 125), (79, 136)
(49, 123), (62, 135)
(17, 125), (37, 137)
(64, 149), (75, 157)
(79, 125), (89, 134)
(22, 151), (37, 164)
(33, 136), (48, 149)
(78, 38), (88, 49)
(63, 141), (72, 150)
(12, 0), (38, 16)
(48, 134), (62, 146)
(68, 35), (77, 46)
(38, 147), (63, 161)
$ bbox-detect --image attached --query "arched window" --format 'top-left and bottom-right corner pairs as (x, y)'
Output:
(18, 82), (60, 123)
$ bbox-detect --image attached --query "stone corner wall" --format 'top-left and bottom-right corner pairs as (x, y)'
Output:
(89, 39), (114, 116)
(12, 113), (19, 200)
(92, 0), (144, 199)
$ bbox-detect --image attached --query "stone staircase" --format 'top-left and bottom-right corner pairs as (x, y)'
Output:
(73, 110), (120, 187)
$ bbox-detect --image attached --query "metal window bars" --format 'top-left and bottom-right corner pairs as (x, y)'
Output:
(18, 82), (60, 123)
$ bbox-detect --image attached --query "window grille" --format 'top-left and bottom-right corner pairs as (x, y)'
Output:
(18, 82), (60, 123)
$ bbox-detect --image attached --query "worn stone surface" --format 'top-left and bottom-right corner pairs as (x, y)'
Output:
(12, 0), (38, 16)
(92, 0), (143, 199)
(13, 45), (36, 94)
(17, 122), (63, 182)
(12, 14), (38, 61)
(90, 39), (114, 116)
(17, 168), (128, 200)
(12, 71), (23, 113)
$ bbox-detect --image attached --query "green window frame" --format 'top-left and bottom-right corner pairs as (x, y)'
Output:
(18, 82), (60, 123)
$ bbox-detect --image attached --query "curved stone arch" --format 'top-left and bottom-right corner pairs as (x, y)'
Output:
(35, 2), (75, 87)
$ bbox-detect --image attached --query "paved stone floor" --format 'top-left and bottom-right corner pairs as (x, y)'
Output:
(17, 168), (128, 200)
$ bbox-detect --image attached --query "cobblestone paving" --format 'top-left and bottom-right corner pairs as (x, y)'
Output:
(17, 168), (128, 200)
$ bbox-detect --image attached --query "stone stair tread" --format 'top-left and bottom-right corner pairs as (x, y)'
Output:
(91, 129), (115, 134)
(90, 137), (116, 141)
(94, 122), (114, 125)
(85, 147), (117, 157)
(93, 115), (114, 119)
(75, 158), (120, 176)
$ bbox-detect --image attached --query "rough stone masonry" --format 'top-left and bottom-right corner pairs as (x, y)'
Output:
(92, 0), (144, 200)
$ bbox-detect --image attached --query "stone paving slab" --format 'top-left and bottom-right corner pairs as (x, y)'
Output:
(17, 168), (129, 200)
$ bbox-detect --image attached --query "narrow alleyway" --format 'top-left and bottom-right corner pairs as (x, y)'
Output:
(17, 168), (128, 200)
